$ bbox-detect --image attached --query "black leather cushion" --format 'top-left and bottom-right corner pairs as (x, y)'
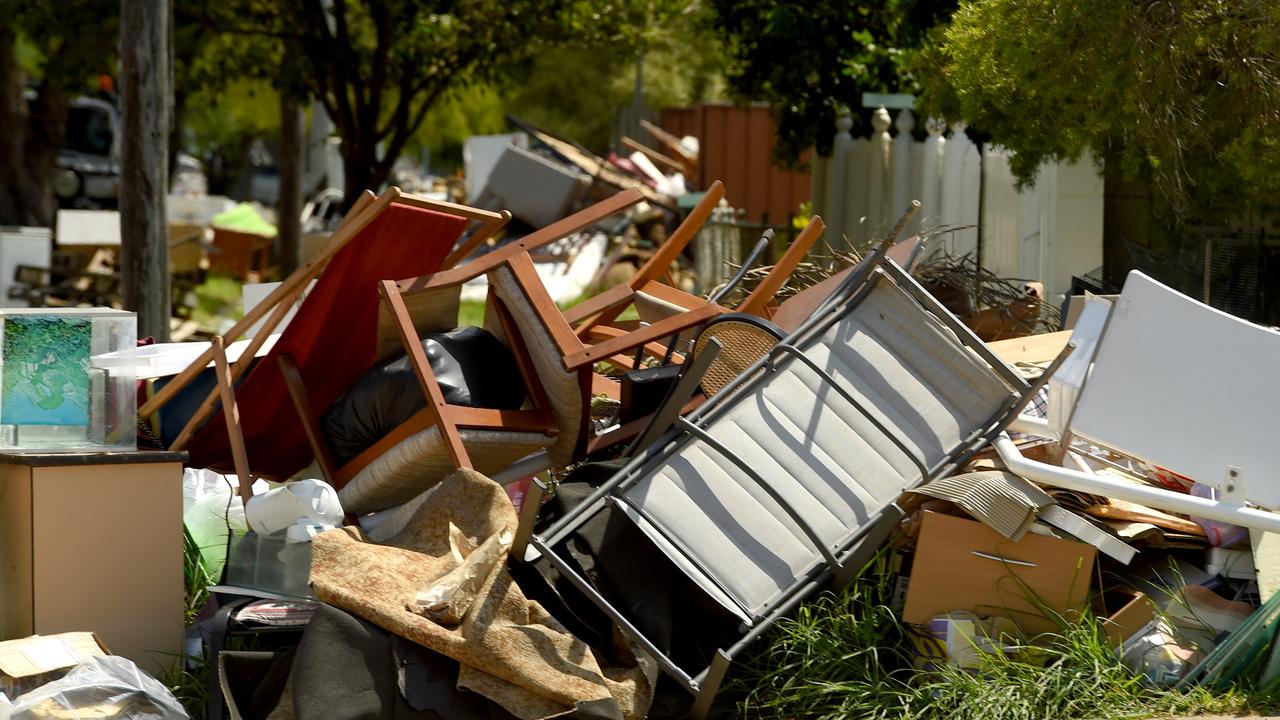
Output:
(322, 326), (526, 466)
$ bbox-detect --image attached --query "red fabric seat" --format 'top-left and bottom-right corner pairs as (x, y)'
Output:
(187, 203), (468, 479)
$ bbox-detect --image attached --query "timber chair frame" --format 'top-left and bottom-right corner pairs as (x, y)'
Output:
(314, 245), (733, 514)
(521, 247), (1044, 717)
(569, 189), (828, 370)
(275, 188), (692, 490)
(138, 187), (512, 463)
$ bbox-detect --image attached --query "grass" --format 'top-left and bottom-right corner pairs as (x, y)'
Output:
(723, 558), (1277, 720)
(190, 275), (244, 332)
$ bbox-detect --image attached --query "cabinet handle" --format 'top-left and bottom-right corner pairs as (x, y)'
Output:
(970, 551), (1037, 568)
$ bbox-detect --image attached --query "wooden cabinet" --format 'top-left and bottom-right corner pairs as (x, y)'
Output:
(0, 451), (185, 676)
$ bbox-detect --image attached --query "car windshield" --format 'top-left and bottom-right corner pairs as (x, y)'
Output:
(64, 105), (113, 157)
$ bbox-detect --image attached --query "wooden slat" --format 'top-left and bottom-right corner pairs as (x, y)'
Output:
(504, 252), (585, 362)
(443, 406), (555, 432)
(405, 189), (645, 292)
(211, 336), (253, 502)
(139, 187), (384, 420)
(278, 353), (339, 485)
(564, 302), (723, 370)
(378, 280), (471, 469)
(440, 209), (513, 270)
(583, 324), (674, 361)
(621, 136), (684, 174)
(563, 283), (633, 326)
(591, 374), (621, 400)
(738, 216), (826, 316)
(393, 192), (507, 224)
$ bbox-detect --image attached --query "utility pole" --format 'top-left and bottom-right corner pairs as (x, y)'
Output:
(119, 0), (171, 340)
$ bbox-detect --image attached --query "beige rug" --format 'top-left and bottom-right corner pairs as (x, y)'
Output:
(310, 468), (655, 720)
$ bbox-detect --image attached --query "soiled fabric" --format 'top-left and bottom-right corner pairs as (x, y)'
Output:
(310, 469), (656, 720)
(270, 604), (492, 720)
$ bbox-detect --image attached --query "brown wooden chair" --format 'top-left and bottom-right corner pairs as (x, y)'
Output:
(322, 230), (730, 515)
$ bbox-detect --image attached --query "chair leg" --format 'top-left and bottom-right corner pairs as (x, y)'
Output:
(689, 650), (732, 719)
(512, 476), (548, 561)
(212, 336), (253, 504)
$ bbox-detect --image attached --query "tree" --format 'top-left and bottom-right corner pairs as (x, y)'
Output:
(119, 0), (172, 340)
(912, 0), (1280, 215)
(189, 0), (570, 208)
(710, 0), (956, 165)
(0, 2), (119, 227)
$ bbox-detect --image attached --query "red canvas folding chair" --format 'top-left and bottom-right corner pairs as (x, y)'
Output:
(177, 189), (509, 479)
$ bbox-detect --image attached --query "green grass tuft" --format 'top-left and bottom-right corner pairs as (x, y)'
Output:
(724, 560), (1278, 720)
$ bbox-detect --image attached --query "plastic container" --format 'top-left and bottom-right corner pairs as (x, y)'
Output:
(245, 479), (343, 536)
(0, 308), (135, 451)
(224, 531), (313, 599)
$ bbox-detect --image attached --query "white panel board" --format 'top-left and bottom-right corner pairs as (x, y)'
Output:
(1072, 271), (1280, 508)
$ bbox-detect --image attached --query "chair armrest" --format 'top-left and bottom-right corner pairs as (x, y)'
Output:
(563, 302), (724, 371)
(400, 188), (645, 293)
(738, 216), (825, 316)
(378, 279), (472, 469)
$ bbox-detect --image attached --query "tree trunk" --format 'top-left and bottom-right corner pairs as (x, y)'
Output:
(341, 139), (375, 212)
(277, 94), (304, 275)
(0, 27), (28, 226)
(0, 28), (66, 229)
(119, 0), (171, 341)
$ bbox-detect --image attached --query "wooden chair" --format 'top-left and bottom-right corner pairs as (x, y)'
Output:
(569, 203), (829, 371)
(317, 241), (730, 516)
(142, 187), (515, 488)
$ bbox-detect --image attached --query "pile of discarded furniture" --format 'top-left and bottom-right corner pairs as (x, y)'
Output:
(157, 179), (1280, 717)
(17, 162), (1280, 719)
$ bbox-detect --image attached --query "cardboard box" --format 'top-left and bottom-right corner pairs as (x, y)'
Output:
(903, 511), (1097, 635)
(0, 632), (109, 698)
(1100, 592), (1157, 649)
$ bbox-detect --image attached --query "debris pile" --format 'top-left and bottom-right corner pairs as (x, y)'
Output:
(4, 127), (1278, 719)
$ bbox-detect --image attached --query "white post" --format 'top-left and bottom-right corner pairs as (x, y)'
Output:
(980, 144), (1020, 278)
(941, 120), (980, 256)
(1038, 152), (1104, 305)
(846, 135), (871, 246)
(865, 107), (892, 238)
(826, 111), (854, 254)
(918, 117), (946, 231)
(890, 109), (916, 233)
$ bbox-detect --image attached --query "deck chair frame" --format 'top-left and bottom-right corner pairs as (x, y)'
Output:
(523, 249), (1039, 715)
(139, 188), (512, 455)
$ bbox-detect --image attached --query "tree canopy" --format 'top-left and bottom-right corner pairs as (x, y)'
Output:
(0, 0), (119, 225)
(711, 0), (955, 165)
(912, 0), (1280, 214)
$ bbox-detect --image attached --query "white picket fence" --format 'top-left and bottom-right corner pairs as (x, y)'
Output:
(810, 108), (1104, 304)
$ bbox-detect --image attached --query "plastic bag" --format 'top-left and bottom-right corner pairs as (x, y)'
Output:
(183, 468), (251, 581)
(8, 655), (188, 719)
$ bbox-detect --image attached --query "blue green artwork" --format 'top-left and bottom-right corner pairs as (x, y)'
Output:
(2, 316), (91, 426)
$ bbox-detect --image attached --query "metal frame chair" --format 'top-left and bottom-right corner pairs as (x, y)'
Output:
(519, 247), (1041, 716)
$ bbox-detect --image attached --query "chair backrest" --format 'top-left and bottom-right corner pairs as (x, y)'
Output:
(486, 264), (584, 466)
(611, 256), (1022, 622)
(1069, 271), (1280, 509)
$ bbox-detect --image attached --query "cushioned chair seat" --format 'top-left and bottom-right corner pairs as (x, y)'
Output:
(338, 427), (554, 515)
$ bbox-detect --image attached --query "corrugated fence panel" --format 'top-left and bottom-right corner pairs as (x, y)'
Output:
(660, 103), (811, 225)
